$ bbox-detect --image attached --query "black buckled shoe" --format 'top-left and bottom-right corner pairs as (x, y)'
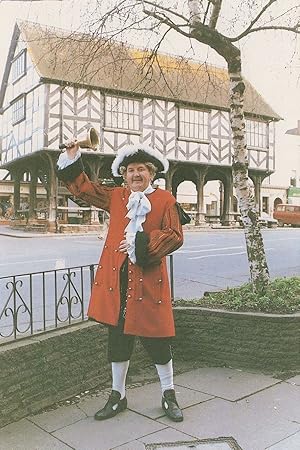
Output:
(94, 390), (127, 421)
(162, 389), (184, 422)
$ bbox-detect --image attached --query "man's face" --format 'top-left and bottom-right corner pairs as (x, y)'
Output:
(124, 162), (152, 192)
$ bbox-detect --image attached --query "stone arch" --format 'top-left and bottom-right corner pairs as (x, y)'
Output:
(274, 197), (283, 209)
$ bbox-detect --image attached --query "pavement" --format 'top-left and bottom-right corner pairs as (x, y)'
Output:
(0, 224), (244, 239)
(0, 225), (101, 238)
(0, 366), (299, 450)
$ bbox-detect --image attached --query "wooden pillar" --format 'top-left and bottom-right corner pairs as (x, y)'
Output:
(253, 175), (262, 213)
(28, 169), (37, 220)
(165, 172), (172, 192)
(13, 172), (21, 216)
(46, 155), (58, 232)
(221, 175), (235, 226)
(195, 170), (208, 226)
(165, 162), (178, 193)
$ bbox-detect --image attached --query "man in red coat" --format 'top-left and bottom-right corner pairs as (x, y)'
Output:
(57, 142), (184, 422)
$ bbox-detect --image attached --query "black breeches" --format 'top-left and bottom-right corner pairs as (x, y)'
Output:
(107, 324), (173, 365)
(107, 258), (173, 365)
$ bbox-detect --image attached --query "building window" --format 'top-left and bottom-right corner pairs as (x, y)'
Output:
(12, 96), (26, 125)
(12, 50), (26, 83)
(246, 119), (268, 148)
(105, 96), (140, 131)
(179, 107), (209, 141)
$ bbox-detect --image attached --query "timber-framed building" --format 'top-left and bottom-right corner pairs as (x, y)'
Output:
(0, 21), (281, 231)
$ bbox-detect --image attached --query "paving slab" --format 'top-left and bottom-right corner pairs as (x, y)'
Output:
(113, 428), (197, 450)
(237, 381), (300, 423)
(285, 375), (300, 386)
(174, 367), (280, 401)
(0, 418), (73, 450)
(157, 397), (300, 450)
(52, 410), (166, 450)
(126, 381), (213, 419)
(29, 403), (87, 432)
(72, 392), (108, 417)
(266, 431), (300, 450)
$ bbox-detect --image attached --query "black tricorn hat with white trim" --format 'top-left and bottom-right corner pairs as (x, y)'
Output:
(111, 144), (169, 177)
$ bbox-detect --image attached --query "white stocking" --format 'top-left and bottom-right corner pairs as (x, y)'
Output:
(112, 360), (130, 399)
(155, 359), (174, 394)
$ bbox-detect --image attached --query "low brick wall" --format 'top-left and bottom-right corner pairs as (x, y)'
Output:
(0, 322), (151, 429)
(0, 308), (299, 428)
(174, 307), (300, 373)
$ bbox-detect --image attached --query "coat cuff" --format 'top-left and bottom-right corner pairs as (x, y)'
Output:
(56, 157), (85, 183)
(135, 231), (150, 267)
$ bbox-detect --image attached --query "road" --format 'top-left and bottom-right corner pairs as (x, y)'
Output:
(1, 228), (299, 338)
(1, 228), (299, 297)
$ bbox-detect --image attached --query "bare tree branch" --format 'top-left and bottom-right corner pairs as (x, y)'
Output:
(203, 1), (211, 26)
(142, 0), (189, 24)
(142, 5), (192, 38)
(230, 23), (300, 41)
(229, 0), (293, 41)
(209, 0), (223, 29)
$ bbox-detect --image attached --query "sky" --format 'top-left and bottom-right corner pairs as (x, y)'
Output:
(0, 0), (299, 185)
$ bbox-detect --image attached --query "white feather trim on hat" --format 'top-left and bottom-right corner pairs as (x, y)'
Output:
(111, 144), (169, 177)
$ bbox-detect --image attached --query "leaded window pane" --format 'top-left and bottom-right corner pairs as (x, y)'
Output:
(12, 51), (26, 82)
(179, 107), (209, 140)
(246, 119), (267, 148)
(12, 96), (25, 124)
(105, 96), (140, 131)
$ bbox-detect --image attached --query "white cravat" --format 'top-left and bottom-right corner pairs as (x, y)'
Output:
(125, 184), (154, 264)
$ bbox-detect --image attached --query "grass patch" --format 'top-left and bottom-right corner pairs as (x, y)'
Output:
(174, 277), (300, 314)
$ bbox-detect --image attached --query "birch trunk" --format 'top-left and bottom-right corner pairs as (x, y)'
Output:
(228, 57), (270, 292)
(187, 1), (270, 293)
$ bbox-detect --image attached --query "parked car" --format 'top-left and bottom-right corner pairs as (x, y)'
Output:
(258, 212), (278, 228)
(273, 204), (300, 227)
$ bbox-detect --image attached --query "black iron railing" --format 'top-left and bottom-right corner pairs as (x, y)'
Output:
(0, 264), (97, 341)
(0, 256), (174, 342)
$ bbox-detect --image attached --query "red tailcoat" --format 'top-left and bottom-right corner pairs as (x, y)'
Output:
(65, 172), (183, 337)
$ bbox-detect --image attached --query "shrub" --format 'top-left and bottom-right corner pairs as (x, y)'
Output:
(174, 277), (300, 314)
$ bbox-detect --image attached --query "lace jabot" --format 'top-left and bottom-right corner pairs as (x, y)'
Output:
(125, 184), (154, 264)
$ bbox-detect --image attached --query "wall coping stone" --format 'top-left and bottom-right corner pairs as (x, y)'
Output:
(174, 306), (300, 319)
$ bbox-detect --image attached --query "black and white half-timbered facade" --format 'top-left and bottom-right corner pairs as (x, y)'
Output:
(0, 21), (281, 231)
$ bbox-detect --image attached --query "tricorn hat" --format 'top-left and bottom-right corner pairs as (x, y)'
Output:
(111, 144), (169, 177)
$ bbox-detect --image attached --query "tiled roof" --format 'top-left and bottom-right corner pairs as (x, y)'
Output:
(12, 21), (282, 119)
